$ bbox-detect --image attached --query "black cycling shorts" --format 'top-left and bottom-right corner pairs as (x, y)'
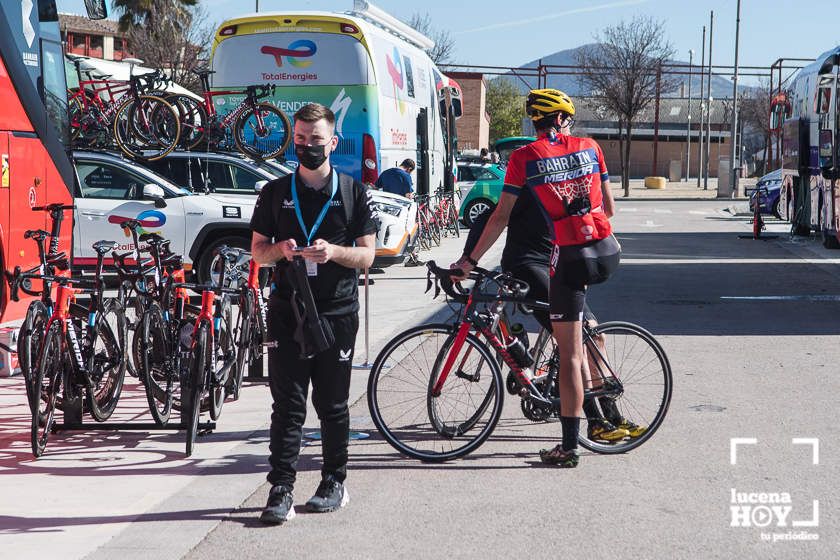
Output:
(507, 262), (596, 328)
(547, 235), (620, 323)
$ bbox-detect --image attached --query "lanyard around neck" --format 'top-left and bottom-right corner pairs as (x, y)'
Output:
(291, 171), (338, 245)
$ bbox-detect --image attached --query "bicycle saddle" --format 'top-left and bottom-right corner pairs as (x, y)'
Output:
(122, 57), (144, 65)
(191, 68), (216, 76)
(91, 73), (112, 80)
(92, 240), (118, 255)
(139, 232), (166, 244)
(66, 53), (89, 61)
(24, 229), (50, 241)
(118, 219), (141, 231)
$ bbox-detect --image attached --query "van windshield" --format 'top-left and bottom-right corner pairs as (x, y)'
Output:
(212, 32), (375, 88)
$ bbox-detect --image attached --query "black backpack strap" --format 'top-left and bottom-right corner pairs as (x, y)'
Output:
(338, 172), (356, 228)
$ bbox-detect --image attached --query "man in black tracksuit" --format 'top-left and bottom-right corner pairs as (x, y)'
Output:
(250, 103), (376, 525)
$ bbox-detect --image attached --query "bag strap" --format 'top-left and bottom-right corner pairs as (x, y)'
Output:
(338, 172), (355, 228)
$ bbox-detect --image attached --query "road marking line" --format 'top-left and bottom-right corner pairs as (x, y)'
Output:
(720, 295), (840, 301)
(640, 220), (663, 228)
(653, 209), (672, 214)
(688, 210), (712, 215)
(619, 207), (638, 212)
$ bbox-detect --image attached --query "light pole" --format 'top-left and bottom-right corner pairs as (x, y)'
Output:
(686, 49), (694, 181)
(727, 0), (742, 198)
(698, 26), (706, 188)
(705, 10), (714, 191)
(255, 1), (260, 11)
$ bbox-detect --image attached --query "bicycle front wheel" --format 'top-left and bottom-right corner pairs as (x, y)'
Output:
(233, 103), (291, 160)
(19, 300), (49, 414)
(31, 322), (63, 457)
(232, 288), (256, 400)
(577, 321), (672, 454)
(184, 320), (210, 456)
(139, 302), (174, 426)
(368, 324), (504, 462)
(86, 300), (126, 422)
(113, 95), (180, 161)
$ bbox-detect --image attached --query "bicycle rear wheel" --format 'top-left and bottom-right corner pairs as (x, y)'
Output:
(367, 324), (504, 462)
(209, 298), (235, 420)
(18, 300), (49, 414)
(232, 289), (256, 400)
(31, 322), (63, 457)
(447, 204), (460, 238)
(166, 93), (208, 150)
(86, 300), (126, 422)
(139, 302), (174, 426)
(577, 321), (672, 454)
(113, 95), (180, 161)
(233, 103), (291, 160)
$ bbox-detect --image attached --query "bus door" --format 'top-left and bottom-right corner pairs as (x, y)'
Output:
(416, 108), (430, 197)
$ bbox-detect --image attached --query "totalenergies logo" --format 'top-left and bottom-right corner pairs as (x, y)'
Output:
(261, 40), (317, 68)
(108, 210), (166, 236)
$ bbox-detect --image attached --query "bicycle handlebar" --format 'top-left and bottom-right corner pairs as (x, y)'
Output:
(425, 260), (533, 306)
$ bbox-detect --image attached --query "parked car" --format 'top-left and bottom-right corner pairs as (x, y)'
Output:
(142, 150), (282, 195)
(71, 150), (256, 283)
(457, 163), (504, 228)
(142, 151), (416, 267)
(747, 169), (782, 218)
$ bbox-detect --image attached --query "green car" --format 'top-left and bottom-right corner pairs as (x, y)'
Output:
(457, 163), (505, 228)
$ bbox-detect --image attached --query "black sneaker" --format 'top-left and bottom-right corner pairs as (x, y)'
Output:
(260, 485), (295, 525)
(305, 475), (349, 513)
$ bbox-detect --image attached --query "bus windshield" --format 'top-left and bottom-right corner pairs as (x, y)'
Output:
(212, 32), (375, 88)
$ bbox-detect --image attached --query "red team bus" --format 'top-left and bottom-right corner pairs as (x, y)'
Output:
(0, 0), (107, 323)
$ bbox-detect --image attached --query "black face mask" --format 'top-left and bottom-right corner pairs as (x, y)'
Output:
(295, 143), (330, 170)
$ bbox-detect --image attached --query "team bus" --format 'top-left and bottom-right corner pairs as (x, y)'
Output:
(770, 46), (840, 247)
(209, 0), (462, 197)
(0, 0), (107, 323)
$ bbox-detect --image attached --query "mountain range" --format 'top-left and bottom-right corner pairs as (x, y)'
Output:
(502, 44), (748, 99)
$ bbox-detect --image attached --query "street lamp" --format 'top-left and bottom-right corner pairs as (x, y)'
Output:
(255, 1), (260, 11)
(686, 49), (694, 181)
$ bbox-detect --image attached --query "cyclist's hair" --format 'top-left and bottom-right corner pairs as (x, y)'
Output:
(533, 112), (573, 133)
(400, 158), (416, 172)
(294, 103), (335, 128)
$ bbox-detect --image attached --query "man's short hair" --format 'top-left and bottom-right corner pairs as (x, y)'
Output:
(400, 158), (416, 172)
(294, 103), (336, 128)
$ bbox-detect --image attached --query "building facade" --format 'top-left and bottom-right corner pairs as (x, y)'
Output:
(59, 13), (129, 61)
(446, 71), (491, 152)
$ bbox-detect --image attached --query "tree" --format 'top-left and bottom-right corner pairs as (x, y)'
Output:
(740, 81), (773, 175)
(111, 0), (197, 32)
(406, 13), (455, 65)
(118, 0), (213, 92)
(486, 78), (525, 144)
(575, 17), (677, 196)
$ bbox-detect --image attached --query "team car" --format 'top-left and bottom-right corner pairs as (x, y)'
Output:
(72, 150), (255, 283)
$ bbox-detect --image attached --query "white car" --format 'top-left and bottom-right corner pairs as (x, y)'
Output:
(72, 150), (255, 283)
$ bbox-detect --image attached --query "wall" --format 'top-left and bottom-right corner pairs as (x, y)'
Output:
(597, 136), (732, 179)
(448, 72), (490, 152)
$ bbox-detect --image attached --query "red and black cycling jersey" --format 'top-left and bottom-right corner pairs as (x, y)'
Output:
(503, 133), (612, 246)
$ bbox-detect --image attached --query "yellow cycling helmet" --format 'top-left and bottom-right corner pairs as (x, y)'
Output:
(526, 88), (575, 121)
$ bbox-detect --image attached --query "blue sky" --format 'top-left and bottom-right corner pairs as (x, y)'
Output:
(60, 0), (839, 83)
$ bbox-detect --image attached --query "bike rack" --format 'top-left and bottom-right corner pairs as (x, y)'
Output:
(52, 391), (216, 433)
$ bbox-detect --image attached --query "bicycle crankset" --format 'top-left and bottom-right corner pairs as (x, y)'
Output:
(520, 396), (553, 422)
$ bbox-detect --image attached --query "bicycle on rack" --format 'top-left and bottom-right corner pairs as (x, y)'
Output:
(366, 261), (672, 462)
(165, 69), (291, 160)
(12, 204), (74, 413)
(415, 194), (441, 250)
(66, 54), (180, 161)
(433, 188), (461, 238)
(11, 241), (127, 457)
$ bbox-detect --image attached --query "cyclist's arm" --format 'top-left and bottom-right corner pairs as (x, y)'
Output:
(461, 207), (492, 258)
(602, 179), (615, 218)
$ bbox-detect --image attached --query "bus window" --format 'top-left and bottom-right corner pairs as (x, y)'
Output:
(817, 87), (831, 114)
(40, 38), (69, 145)
(403, 56), (415, 98)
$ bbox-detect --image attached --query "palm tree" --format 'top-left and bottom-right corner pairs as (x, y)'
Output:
(111, 0), (197, 31)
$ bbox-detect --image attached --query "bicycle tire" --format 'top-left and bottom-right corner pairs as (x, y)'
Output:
(233, 102), (291, 160)
(232, 288), (255, 401)
(577, 321), (672, 454)
(31, 322), (63, 457)
(184, 320), (209, 457)
(166, 93), (208, 150)
(447, 204), (460, 238)
(209, 299), (235, 420)
(139, 302), (174, 426)
(367, 323), (504, 462)
(113, 94), (180, 161)
(18, 300), (49, 415)
(86, 299), (126, 422)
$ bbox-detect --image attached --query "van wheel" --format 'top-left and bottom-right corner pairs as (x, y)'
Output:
(197, 236), (250, 286)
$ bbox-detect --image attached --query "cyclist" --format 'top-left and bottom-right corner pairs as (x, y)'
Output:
(452, 89), (622, 468)
(457, 196), (640, 444)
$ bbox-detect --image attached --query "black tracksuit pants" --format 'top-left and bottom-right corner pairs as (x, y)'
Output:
(265, 303), (359, 489)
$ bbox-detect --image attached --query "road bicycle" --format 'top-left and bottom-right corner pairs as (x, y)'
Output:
(11, 241), (127, 457)
(415, 194), (442, 250)
(66, 54), (180, 161)
(232, 257), (271, 399)
(366, 261), (672, 462)
(165, 69), (291, 160)
(12, 204), (74, 413)
(433, 188), (460, 238)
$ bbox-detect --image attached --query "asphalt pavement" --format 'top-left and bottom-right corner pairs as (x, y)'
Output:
(2, 198), (838, 559)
